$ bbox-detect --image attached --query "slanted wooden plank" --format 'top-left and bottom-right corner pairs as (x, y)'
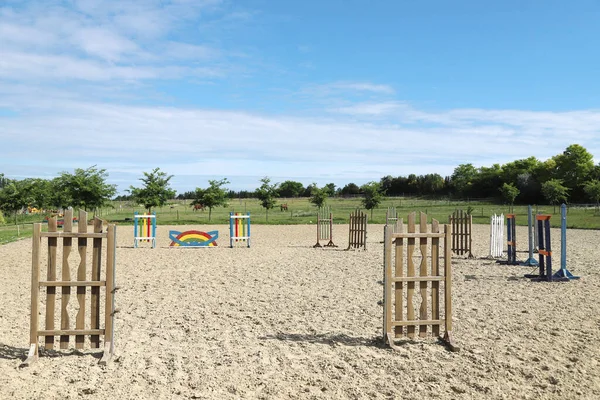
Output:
(419, 212), (428, 338)
(431, 219), (440, 337)
(60, 209), (73, 349)
(394, 222), (404, 338)
(45, 217), (58, 350)
(406, 212), (415, 339)
(76, 210), (87, 349)
(90, 218), (103, 348)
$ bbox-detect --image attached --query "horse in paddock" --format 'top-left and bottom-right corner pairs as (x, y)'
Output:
(280, 203), (288, 211)
(192, 203), (205, 212)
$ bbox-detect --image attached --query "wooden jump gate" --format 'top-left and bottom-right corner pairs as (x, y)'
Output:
(448, 209), (473, 258)
(314, 206), (336, 247)
(386, 207), (403, 233)
(23, 209), (117, 366)
(346, 209), (367, 250)
(383, 212), (456, 350)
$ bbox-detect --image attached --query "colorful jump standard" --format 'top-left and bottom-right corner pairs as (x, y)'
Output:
(134, 212), (156, 248)
(230, 212), (251, 248)
(525, 204), (579, 282)
(521, 205), (539, 266)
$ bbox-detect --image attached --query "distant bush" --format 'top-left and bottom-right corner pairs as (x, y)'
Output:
(0, 210), (5, 224)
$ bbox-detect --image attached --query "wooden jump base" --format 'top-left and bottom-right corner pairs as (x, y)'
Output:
(133, 212), (156, 248)
(489, 214), (504, 258)
(23, 209), (117, 367)
(314, 206), (336, 248)
(346, 209), (367, 250)
(448, 209), (473, 258)
(230, 212), (251, 248)
(525, 204), (580, 282)
(383, 212), (456, 351)
(169, 230), (218, 247)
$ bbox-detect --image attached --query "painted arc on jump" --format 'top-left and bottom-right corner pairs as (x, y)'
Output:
(169, 230), (219, 247)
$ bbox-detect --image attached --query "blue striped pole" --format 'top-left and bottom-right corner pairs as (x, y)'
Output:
(134, 211), (139, 248)
(151, 212), (156, 248)
(552, 204), (580, 280)
(522, 205), (538, 266)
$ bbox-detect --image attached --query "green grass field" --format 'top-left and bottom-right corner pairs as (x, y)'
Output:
(2, 197), (600, 245)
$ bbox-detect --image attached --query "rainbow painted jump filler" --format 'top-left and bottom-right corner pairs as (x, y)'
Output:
(134, 212), (156, 248)
(169, 230), (219, 247)
(229, 212), (251, 247)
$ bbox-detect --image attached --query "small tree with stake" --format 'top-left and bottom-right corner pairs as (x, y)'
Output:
(541, 179), (569, 213)
(500, 183), (520, 213)
(308, 184), (328, 208)
(192, 178), (230, 222)
(360, 181), (384, 221)
(129, 168), (176, 213)
(256, 177), (279, 222)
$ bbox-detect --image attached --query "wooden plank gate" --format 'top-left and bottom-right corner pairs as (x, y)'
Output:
(22, 209), (117, 366)
(346, 209), (367, 250)
(314, 206), (336, 247)
(448, 209), (473, 258)
(383, 212), (457, 351)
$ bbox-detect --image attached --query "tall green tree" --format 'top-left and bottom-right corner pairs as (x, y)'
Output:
(192, 178), (230, 222)
(308, 184), (328, 208)
(450, 164), (478, 198)
(541, 179), (569, 213)
(0, 180), (29, 224)
(552, 144), (595, 202)
(323, 183), (336, 197)
(277, 180), (305, 198)
(256, 177), (279, 222)
(129, 168), (176, 213)
(584, 180), (600, 209)
(499, 183), (520, 212)
(58, 166), (116, 214)
(360, 181), (384, 220)
(340, 183), (360, 196)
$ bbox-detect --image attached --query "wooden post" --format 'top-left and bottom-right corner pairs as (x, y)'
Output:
(418, 212), (428, 338)
(90, 218), (103, 348)
(406, 212), (415, 338)
(24, 223), (42, 366)
(100, 223), (116, 365)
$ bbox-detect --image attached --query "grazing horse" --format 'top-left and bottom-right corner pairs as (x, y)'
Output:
(192, 204), (205, 212)
(280, 203), (288, 211)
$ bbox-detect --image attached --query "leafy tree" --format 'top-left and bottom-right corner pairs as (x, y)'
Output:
(552, 144), (594, 201)
(0, 173), (10, 189)
(324, 183), (336, 197)
(360, 181), (384, 220)
(256, 177), (279, 222)
(0, 180), (29, 224)
(340, 183), (360, 196)
(129, 168), (176, 213)
(450, 164), (478, 198)
(584, 180), (600, 209)
(308, 184), (328, 208)
(58, 166), (117, 213)
(192, 178), (230, 221)
(49, 177), (72, 210)
(0, 210), (5, 224)
(541, 179), (569, 213)
(22, 178), (53, 210)
(500, 183), (520, 212)
(278, 181), (305, 198)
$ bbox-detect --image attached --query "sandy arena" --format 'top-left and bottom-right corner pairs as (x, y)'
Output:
(1, 223), (599, 399)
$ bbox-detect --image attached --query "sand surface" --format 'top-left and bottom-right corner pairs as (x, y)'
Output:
(1, 223), (599, 399)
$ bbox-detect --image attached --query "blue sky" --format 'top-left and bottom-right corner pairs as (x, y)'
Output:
(1, 0), (599, 194)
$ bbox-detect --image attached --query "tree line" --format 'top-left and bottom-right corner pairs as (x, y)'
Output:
(2, 144), (600, 224)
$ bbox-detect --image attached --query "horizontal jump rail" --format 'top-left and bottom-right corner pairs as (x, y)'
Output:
(37, 329), (105, 336)
(390, 232), (445, 239)
(41, 232), (107, 239)
(39, 281), (106, 287)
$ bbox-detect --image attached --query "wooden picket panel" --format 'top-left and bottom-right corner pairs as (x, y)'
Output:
(449, 209), (473, 258)
(22, 211), (117, 367)
(346, 209), (367, 250)
(314, 207), (336, 247)
(383, 212), (457, 351)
